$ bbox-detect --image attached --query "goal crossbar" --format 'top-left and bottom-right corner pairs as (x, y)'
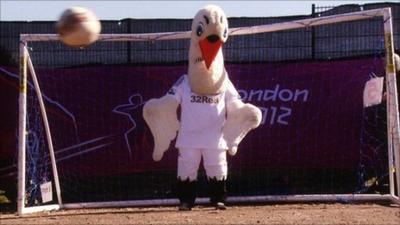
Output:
(17, 7), (400, 215)
(20, 8), (390, 42)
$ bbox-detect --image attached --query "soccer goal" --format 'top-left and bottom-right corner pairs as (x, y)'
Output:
(16, 7), (400, 215)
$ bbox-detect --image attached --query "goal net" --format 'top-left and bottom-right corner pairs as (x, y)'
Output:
(16, 8), (400, 214)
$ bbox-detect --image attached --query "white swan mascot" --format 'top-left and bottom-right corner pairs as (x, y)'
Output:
(143, 5), (262, 210)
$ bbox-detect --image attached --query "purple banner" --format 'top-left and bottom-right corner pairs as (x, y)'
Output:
(0, 57), (386, 178)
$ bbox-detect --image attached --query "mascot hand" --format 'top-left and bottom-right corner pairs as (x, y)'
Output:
(223, 100), (262, 156)
(152, 149), (165, 162)
(228, 146), (238, 156)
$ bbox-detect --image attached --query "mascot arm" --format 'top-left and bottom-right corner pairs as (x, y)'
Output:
(223, 80), (262, 156)
(143, 94), (180, 161)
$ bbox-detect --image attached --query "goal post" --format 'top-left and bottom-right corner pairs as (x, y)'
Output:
(383, 10), (400, 202)
(17, 7), (400, 214)
(17, 43), (62, 214)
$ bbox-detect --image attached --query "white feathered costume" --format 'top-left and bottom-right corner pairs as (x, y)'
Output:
(143, 5), (261, 210)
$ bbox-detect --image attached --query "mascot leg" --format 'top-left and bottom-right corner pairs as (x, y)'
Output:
(209, 178), (227, 210)
(177, 179), (197, 211)
(177, 148), (201, 211)
(203, 148), (228, 210)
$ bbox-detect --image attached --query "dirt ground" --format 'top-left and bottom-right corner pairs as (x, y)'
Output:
(1, 203), (399, 225)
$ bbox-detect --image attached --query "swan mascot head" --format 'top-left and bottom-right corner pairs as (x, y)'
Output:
(188, 5), (229, 95)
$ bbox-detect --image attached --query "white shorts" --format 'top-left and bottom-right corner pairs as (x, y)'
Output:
(177, 148), (227, 181)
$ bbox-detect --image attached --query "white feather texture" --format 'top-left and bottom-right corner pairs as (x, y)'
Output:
(142, 95), (180, 161)
(223, 81), (262, 156)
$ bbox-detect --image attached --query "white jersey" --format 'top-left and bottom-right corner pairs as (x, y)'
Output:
(169, 75), (239, 150)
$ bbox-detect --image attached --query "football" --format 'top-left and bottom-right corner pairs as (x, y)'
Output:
(56, 6), (101, 48)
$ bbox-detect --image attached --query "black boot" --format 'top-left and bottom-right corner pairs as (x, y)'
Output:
(177, 179), (196, 211)
(209, 178), (227, 210)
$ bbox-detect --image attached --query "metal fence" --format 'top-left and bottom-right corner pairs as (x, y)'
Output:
(0, 2), (399, 67)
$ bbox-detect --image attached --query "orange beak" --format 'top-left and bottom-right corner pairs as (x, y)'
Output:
(199, 36), (223, 70)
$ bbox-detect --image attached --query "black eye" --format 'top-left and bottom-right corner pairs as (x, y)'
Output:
(196, 25), (203, 37)
(203, 15), (209, 25)
(223, 28), (228, 38)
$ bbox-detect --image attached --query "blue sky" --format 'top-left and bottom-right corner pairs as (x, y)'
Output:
(0, 0), (396, 21)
